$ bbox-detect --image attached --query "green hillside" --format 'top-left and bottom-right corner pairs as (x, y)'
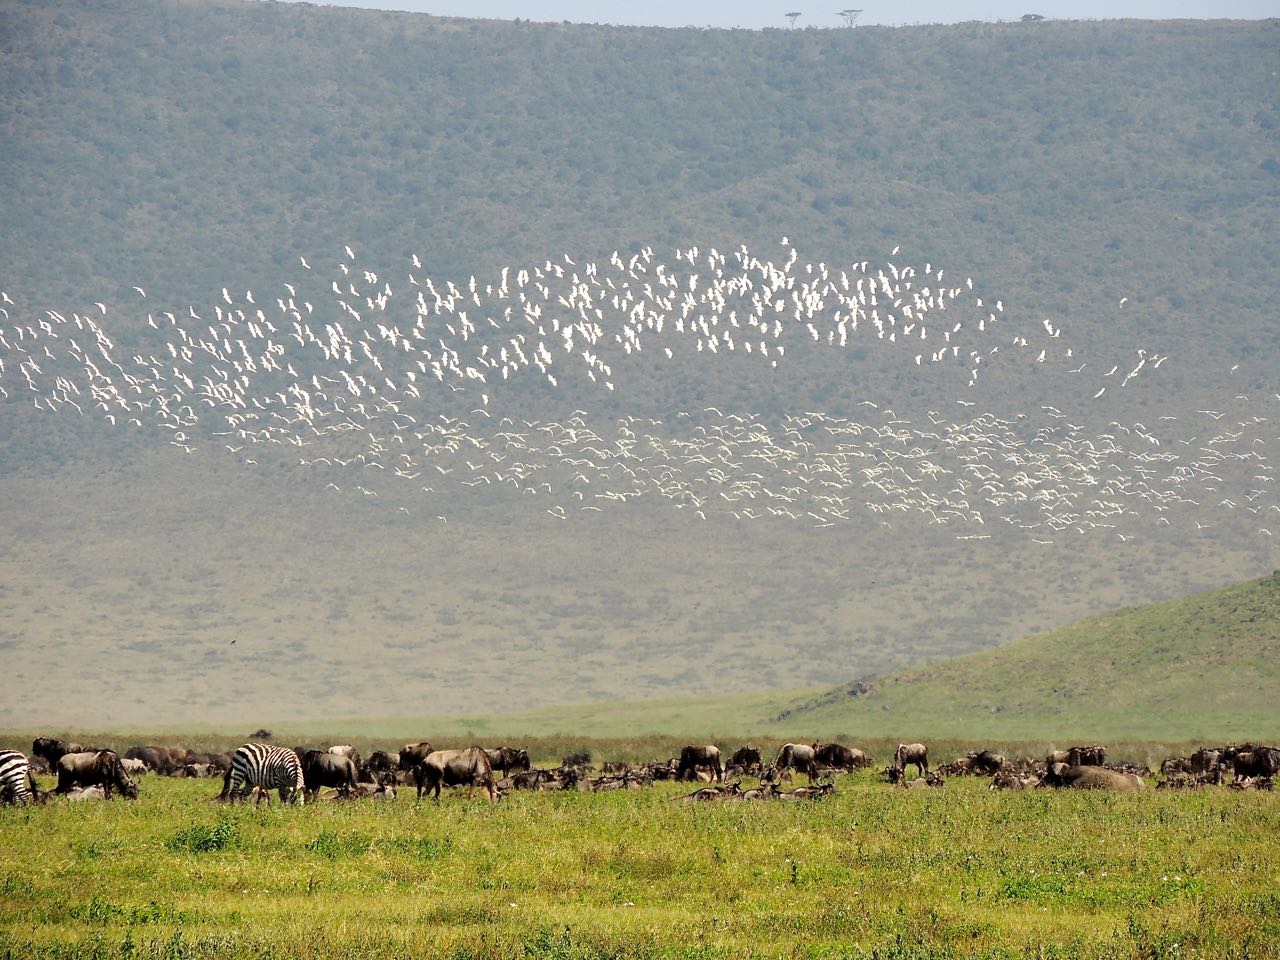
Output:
(775, 570), (1280, 740)
(1, 3), (1278, 730)
(1, 2), (1276, 398)
(6, 573), (1277, 742)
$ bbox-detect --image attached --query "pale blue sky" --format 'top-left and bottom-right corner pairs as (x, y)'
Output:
(283, 0), (1277, 28)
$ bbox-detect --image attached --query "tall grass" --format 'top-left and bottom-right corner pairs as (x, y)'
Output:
(1, 773), (1276, 958)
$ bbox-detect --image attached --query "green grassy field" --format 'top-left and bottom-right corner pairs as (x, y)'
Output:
(1, 770), (1277, 959)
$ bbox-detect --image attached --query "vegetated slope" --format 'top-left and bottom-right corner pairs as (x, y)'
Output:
(1, 3), (1278, 729)
(8, 433), (1258, 730)
(776, 570), (1280, 740)
(0, 1), (1276, 404)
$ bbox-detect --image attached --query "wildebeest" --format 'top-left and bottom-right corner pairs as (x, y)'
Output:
(414, 747), (496, 801)
(773, 743), (818, 782)
(641, 759), (679, 781)
(359, 750), (398, 782)
(990, 770), (1034, 791)
(679, 782), (741, 803)
(399, 741), (433, 772)
(327, 745), (361, 767)
(592, 770), (653, 792)
(894, 743), (929, 778)
(725, 746), (763, 775)
(302, 750), (359, 800)
(484, 746), (531, 777)
(813, 742), (870, 770)
(336, 779), (397, 800)
(56, 751), (138, 799)
(504, 767), (581, 792)
(734, 782), (779, 801)
(175, 763), (219, 778)
(32, 737), (85, 770)
(676, 745), (723, 782)
(1223, 744), (1280, 780)
(65, 785), (109, 802)
(939, 749), (1007, 777)
(1160, 757), (1192, 777)
(778, 782), (837, 800)
(121, 758), (148, 777)
(1046, 745), (1106, 767)
(1191, 747), (1223, 776)
(125, 745), (175, 775)
(1229, 776), (1275, 792)
(1044, 764), (1145, 791)
(182, 751), (231, 774)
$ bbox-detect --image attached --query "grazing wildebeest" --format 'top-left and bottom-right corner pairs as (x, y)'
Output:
(726, 746), (763, 775)
(1223, 744), (1280, 780)
(0, 750), (40, 805)
(484, 747), (531, 777)
(302, 750), (359, 800)
(414, 747), (496, 801)
(1046, 745), (1106, 767)
(676, 745), (723, 783)
(56, 751), (138, 799)
(125, 746), (171, 775)
(1045, 763), (1145, 791)
(813, 742), (869, 770)
(327, 745), (361, 768)
(399, 741), (433, 772)
(32, 737), (85, 771)
(773, 743), (818, 782)
(219, 744), (305, 805)
(1191, 747), (1223, 776)
(894, 743), (929, 779)
(359, 750), (398, 782)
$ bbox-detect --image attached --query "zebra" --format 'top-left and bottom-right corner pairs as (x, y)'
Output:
(0, 750), (37, 805)
(218, 743), (305, 805)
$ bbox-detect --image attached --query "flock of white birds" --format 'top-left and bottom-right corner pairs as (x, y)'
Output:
(1, 240), (1275, 542)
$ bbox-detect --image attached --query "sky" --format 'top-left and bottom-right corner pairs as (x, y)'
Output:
(284, 0), (1277, 29)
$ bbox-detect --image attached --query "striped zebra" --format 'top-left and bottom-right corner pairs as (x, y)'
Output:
(0, 750), (37, 805)
(219, 744), (305, 805)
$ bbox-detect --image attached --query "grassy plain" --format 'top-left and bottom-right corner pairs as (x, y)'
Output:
(1, 771), (1277, 959)
(1, 431), (1272, 730)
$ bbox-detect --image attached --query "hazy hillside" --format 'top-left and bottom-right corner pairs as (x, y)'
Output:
(2, 3), (1276, 390)
(1, 2), (1277, 728)
(774, 570), (1280, 740)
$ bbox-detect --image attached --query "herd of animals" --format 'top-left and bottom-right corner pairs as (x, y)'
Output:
(1, 735), (1277, 807)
